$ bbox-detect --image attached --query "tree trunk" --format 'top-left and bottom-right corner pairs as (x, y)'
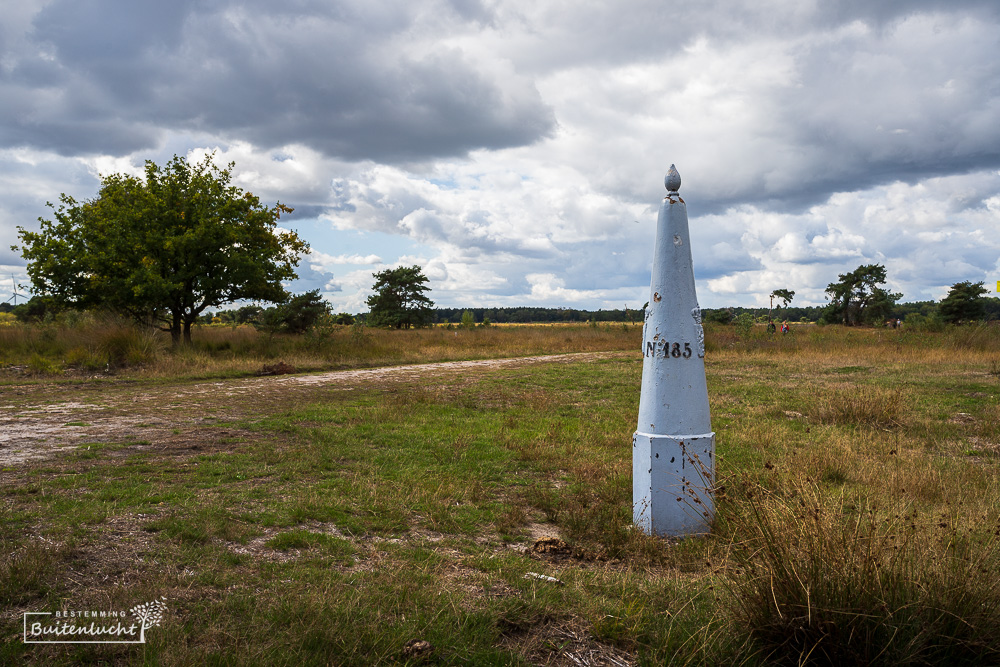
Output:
(169, 310), (183, 345)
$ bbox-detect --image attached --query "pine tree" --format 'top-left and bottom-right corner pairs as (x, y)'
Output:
(366, 266), (434, 329)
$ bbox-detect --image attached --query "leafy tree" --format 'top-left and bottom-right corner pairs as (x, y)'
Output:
(823, 264), (901, 326)
(460, 310), (476, 329)
(16, 154), (307, 344)
(939, 281), (988, 324)
(366, 266), (434, 329)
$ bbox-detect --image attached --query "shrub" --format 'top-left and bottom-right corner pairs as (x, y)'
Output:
(280, 290), (332, 334)
(734, 313), (755, 339)
(906, 313), (947, 333)
(27, 353), (62, 375)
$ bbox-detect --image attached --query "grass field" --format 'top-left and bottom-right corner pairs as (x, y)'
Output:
(2, 323), (1000, 665)
(0, 318), (639, 379)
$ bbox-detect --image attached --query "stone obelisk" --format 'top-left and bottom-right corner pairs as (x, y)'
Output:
(633, 165), (715, 536)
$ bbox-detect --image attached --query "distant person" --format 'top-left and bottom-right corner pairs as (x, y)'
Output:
(767, 320), (776, 334)
(781, 321), (789, 334)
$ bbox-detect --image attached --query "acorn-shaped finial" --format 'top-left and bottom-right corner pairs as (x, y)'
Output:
(665, 165), (681, 193)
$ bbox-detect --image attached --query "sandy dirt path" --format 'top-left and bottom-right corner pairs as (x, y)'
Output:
(0, 352), (624, 465)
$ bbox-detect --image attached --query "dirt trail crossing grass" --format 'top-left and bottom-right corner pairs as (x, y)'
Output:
(0, 352), (621, 466)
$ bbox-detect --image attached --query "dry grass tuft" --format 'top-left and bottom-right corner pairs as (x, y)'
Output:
(809, 385), (908, 429)
(723, 477), (1000, 665)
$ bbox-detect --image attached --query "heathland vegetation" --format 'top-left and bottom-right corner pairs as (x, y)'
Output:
(2, 322), (1000, 664)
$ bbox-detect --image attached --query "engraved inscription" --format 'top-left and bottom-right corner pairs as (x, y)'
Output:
(643, 339), (693, 359)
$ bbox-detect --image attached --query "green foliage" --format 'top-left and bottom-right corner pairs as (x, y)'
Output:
(349, 319), (368, 344)
(704, 308), (734, 325)
(235, 305), (263, 324)
(906, 312), (947, 332)
(734, 312), (755, 338)
(16, 154), (308, 344)
(252, 306), (287, 336)
(366, 265), (434, 329)
(824, 264), (902, 326)
(11, 296), (59, 323)
(939, 281), (989, 324)
(460, 309), (476, 329)
(770, 288), (795, 309)
(275, 290), (332, 334)
(27, 353), (62, 375)
(433, 305), (644, 324)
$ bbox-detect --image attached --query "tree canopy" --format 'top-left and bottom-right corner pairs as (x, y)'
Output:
(16, 154), (308, 343)
(823, 264), (901, 326)
(939, 281), (988, 324)
(769, 288), (795, 319)
(770, 289), (795, 309)
(366, 265), (434, 328)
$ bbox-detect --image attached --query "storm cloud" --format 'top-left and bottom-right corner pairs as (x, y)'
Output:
(4, 0), (554, 160)
(2, 0), (998, 311)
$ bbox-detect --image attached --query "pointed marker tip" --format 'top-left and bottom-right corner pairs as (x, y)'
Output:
(665, 165), (681, 192)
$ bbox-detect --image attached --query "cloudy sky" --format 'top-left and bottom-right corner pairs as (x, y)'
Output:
(2, 0), (999, 312)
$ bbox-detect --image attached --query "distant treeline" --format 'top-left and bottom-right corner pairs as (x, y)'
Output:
(706, 299), (1000, 324)
(431, 299), (1000, 325)
(431, 307), (645, 324)
(5, 298), (1000, 326)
